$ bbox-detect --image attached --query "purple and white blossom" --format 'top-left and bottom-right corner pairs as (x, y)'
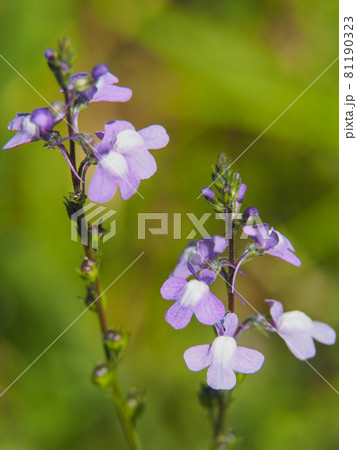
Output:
(184, 313), (264, 390)
(161, 269), (225, 329)
(3, 108), (57, 150)
(88, 120), (169, 203)
(70, 65), (132, 104)
(266, 300), (336, 360)
(172, 236), (228, 278)
(243, 223), (301, 267)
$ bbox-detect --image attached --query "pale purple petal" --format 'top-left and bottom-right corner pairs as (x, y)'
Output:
(8, 113), (28, 131)
(193, 292), (225, 326)
(198, 269), (216, 286)
(125, 148), (157, 179)
(171, 241), (198, 278)
(207, 363), (236, 390)
(196, 236), (227, 264)
(161, 277), (187, 300)
(88, 165), (117, 203)
(265, 299), (284, 327)
(171, 260), (193, 279)
(117, 172), (141, 200)
(92, 72), (132, 103)
(222, 313), (239, 337)
(243, 224), (270, 246)
(104, 120), (135, 138)
(3, 132), (38, 150)
(280, 330), (316, 360)
(184, 345), (212, 371)
(165, 301), (194, 329)
(138, 125), (169, 149)
(92, 85), (132, 103)
(311, 321), (336, 345)
(268, 245), (301, 267)
(237, 183), (247, 203)
(232, 347), (264, 373)
(267, 231), (301, 267)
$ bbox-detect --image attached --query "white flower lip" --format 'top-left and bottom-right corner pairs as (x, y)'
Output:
(115, 129), (145, 153)
(100, 151), (129, 178)
(180, 279), (209, 308)
(279, 310), (313, 333)
(211, 336), (237, 367)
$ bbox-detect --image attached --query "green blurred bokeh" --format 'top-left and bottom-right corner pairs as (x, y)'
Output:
(0, 1), (338, 449)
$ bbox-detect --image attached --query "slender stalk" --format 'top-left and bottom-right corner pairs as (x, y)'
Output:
(63, 89), (81, 192)
(64, 110), (142, 449)
(227, 208), (235, 313)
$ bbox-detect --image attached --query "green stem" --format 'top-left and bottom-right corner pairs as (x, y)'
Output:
(112, 377), (143, 450)
(227, 208), (235, 313)
(65, 111), (142, 449)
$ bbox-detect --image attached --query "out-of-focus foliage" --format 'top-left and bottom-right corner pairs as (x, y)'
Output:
(0, 0), (338, 449)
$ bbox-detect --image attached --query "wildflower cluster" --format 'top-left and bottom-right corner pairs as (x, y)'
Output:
(161, 154), (336, 392)
(3, 38), (169, 204)
(2, 38), (169, 450)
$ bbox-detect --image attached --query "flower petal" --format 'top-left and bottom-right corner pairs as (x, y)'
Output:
(311, 321), (336, 345)
(196, 236), (227, 266)
(92, 85), (132, 103)
(207, 363), (237, 390)
(125, 148), (157, 180)
(222, 313), (239, 337)
(280, 330), (316, 360)
(198, 269), (216, 286)
(92, 72), (132, 103)
(193, 291), (225, 326)
(117, 172), (141, 200)
(265, 299), (284, 327)
(88, 165), (117, 203)
(160, 277), (187, 300)
(184, 345), (211, 371)
(165, 301), (194, 329)
(232, 347), (264, 373)
(138, 125), (169, 149)
(2, 132), (38, 150)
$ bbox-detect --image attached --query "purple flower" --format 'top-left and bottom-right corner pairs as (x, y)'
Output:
(172, 236), (228, 278)
(30, 108), (55, 135)
(237, 183), (247, 203)
(70, 67), (132, 104)
(88, 120), (169, 203)
(3, 108), (57, 150)
(161, 269), (225, 329)
(266, 300), (336, 360)
(184, 313), (264, 390)
(242, 206), (259, 222)
(243, 223), (301, 267)
(201, 187), (215, 200)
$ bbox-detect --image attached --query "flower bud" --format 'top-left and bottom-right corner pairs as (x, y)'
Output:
(201, 187), (215, 200)
(104, 328), (128, 352)
(44, 49), (56, 60)
(126, 388), (145, 422)
(243, 206), (259, 222)
(30, 108), (54, 136)
(92, 363), (112, 388)
(92, 63), (109, 80)
(237, 183), (247, 203)
(80, 257), (98, 282)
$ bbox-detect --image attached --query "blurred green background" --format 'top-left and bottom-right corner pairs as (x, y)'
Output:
(0, 0), (338, 449)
